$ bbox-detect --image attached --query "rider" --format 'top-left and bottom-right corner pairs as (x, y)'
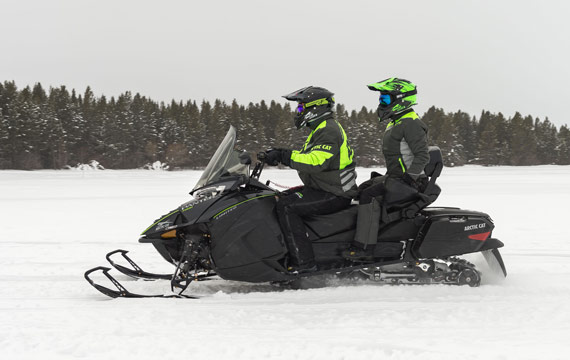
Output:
(264, 86), (357, 273)
(344, 77), (429, 260)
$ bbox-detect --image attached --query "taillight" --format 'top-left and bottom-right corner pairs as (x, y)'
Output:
(468, 231), (490, 241)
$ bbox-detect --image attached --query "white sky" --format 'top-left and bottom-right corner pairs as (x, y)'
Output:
(1, 0), (569, 127)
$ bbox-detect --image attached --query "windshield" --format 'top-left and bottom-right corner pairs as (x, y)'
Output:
(192, 126), (249, 191)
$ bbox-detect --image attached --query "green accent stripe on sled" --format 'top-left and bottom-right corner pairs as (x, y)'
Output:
(212, 194), (275, 219)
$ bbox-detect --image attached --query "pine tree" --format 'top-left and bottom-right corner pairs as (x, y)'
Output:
(0, 81), (20, 168)
(535, 117), (558, 164)
(129, 93), (154, 167)
(451, 111), (476, 164)
(510, 113), (538, 165)
(557, 125), (570, 165)
(494, 112), (510, 165)
(198, 100), (215, 163)
(271, 102), (296, 150)
(476, 111), (501, 165)
(15, 86), (43, 168)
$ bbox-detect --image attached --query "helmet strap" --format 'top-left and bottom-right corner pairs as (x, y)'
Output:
(394, 89), (417, 100)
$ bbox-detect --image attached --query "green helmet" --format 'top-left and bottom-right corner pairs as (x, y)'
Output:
(367, 77), (417, 121)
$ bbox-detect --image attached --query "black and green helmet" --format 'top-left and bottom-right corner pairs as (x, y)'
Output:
(283, 86), (335, 129)
(367, 78), (417, 121)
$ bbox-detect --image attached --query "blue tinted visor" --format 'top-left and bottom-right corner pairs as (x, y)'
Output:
(380, 94), (391, 106)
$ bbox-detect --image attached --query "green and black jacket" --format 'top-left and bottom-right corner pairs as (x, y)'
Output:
(288, 118), (357, 198)
(382, 110), (429, 179)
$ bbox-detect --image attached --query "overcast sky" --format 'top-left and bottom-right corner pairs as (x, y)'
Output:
(1, 0), (569, 128)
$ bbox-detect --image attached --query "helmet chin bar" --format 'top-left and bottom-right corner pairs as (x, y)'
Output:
(377, 104), (403, 121)
(377, 106), (393, 121)
(294, 109), (332, 129)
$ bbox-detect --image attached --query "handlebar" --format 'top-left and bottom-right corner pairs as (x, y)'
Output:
(250, 152), (267, 179)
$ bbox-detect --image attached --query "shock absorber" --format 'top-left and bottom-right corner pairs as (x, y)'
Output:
(171, 233), (209, 293)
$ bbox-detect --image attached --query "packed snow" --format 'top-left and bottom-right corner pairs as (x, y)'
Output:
(1, 166), (570, 360)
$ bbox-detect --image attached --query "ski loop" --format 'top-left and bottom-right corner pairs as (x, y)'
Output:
(106, 249), (172, 280)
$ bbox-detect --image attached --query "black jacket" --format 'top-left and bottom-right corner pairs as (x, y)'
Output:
(382, 110), (429, 178)
(287, 118), (357, 198)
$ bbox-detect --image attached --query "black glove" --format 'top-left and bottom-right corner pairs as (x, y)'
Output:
(264, 149), (282, 166)
(280, 149), (292, 166)
(416, 175), (429, 192)
(402, 172), (419, 190)
(265, 148), (292, 167)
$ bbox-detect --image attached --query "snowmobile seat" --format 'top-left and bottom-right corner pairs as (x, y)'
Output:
(304, 205), (358, 239)
(384, 146), (443, 221)
(303, 147), (444, 238)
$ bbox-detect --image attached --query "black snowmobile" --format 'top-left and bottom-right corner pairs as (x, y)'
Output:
(85, 126), (507, 298)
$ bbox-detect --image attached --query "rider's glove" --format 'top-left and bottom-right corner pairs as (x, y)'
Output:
(264, 149), (282, 166)
(265, 148), (292, 167)
(402, 172), (419, 190)
(280, 149), (292, 166)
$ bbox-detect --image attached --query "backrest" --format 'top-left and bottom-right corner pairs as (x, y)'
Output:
(383, 146), (444, 223)
(422, 146), (443, 198)
(425, 146), (443, 178)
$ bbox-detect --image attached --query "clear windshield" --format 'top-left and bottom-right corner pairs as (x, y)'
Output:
(192, 126), (249, 191)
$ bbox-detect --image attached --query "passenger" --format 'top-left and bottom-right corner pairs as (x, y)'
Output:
(264, 86), (357, 273)
(344, 78), (429, 261)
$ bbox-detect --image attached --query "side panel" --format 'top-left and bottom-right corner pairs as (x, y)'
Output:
(414, 208), (495, 258)
(377, 219), (422, 243)
(207, 192), (290, 282)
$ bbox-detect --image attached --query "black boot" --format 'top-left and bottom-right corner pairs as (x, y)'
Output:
(354, 199), (381, 246)
(343, 199), (381, 261)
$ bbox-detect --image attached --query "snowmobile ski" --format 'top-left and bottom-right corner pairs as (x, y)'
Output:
(106, 249), (173, 280)
(84, 266), (198, 299)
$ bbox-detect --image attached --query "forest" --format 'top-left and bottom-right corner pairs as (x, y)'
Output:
(1, 80), (569, 170)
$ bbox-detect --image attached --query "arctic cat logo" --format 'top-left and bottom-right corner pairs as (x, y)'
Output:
(312, 144), (332, 151)
(156, 221), (172, 230)
(464, 223), (486, 231)
(304, 112), (318, 120)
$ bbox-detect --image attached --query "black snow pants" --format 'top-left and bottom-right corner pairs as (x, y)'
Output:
(354, 174), (420, 249)
(275, 187), (352, 267)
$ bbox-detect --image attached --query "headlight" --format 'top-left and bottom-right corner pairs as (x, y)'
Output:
(161, 230), (177, 239)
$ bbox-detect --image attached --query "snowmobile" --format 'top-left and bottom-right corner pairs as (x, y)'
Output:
(85, 126), (507, 298)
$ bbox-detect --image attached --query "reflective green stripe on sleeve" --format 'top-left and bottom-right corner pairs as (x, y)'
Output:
(291, 149), (334, 166)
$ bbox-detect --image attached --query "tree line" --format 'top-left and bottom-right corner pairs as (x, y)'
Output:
(1, 80), (569, 170)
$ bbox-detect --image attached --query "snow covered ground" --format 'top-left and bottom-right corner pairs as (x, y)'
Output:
(1, 166), (570, 360)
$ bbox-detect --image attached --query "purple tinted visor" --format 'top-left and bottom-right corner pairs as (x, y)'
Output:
(296, 103), (304, 113)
